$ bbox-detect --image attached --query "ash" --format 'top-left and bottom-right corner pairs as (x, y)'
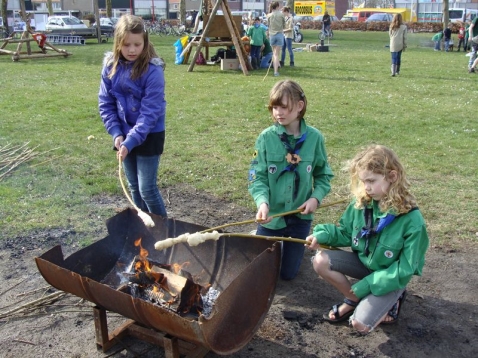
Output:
(201, 287), (220, 318)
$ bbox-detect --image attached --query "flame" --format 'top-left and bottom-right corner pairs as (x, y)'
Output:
(134, 238), (151, 272)
(171, 262), (190, 274)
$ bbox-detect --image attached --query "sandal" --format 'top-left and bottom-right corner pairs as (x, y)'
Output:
(323, 298), (359, 323)
(381, 290), (407, 325)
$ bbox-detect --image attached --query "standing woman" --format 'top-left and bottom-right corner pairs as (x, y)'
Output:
(99, 15), (168, 218)
(389, 14), (407, 77)
(267, 1), (285, 77)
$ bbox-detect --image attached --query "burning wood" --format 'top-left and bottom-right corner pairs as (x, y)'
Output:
(120, 238), (220, 318)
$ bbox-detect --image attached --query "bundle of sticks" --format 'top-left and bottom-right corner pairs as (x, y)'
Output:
(154, 199), (347, 251)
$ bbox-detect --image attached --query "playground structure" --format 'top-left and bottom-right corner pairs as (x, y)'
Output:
(0, 11), (71, 62)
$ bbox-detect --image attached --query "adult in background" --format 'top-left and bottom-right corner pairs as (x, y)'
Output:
(280, 6), (294, 67)
(443, 23), (452, 52)
(388, 13), (407, 77)
(468, 15), (478, 73)
(267, 1), (285, 77)
(322, 11), (331, 37)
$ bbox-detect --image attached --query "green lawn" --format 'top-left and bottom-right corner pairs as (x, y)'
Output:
(0, 30), (476, 247)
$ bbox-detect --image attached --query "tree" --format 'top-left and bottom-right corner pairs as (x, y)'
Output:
(443, 0), (449, 28)
(47, 0), (53, 16)
(1, 0), (7, 35)
(106, 0), (112, 18)
(179, 0), (186, 24)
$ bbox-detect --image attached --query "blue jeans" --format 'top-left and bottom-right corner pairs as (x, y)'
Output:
(256, 215), (311, 280)
(391, 50), (402, 65)
(281, 37), (294, 63)
(260, 52), (273, 68)
(250, 45), (261, 61)
(122, 153), (167, 217)
(468, 41), (478, 68)
(434, 40), (441, 51)
(444, 39), (450, 51)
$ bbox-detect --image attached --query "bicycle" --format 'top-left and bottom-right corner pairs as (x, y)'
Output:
(319, 26), (333, 40)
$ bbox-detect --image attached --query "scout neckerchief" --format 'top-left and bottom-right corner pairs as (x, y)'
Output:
(276, 131), (307, 200)
(357, 206), (418, 256)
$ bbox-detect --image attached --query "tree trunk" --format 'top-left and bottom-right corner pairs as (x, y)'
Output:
(442, 0), (449, 28)
(179, 0), (186, 24)
(2, 0), (8, 35)
(47, 0), (53, 16)
(106, 0), (112, 18)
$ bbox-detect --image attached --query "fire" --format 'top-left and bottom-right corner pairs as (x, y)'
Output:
(134, 238), (151, 272)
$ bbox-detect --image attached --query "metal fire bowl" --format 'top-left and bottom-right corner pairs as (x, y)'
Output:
(35, 208), (281, 355)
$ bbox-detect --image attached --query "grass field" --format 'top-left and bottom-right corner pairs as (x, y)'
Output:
(0, 30), (476, 247)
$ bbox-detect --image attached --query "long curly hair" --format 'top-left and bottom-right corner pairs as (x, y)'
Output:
(348, 144), (416, 214)
(108, 15), (160, 80)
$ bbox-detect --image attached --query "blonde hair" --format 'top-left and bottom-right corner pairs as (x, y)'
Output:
(349, 144), (416, 214)
(268, 80), (307, 121)
(108, 15), (161, 80)
(390, 13), (403, 31)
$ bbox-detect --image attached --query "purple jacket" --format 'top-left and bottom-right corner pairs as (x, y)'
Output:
(98, 53), (166, 153)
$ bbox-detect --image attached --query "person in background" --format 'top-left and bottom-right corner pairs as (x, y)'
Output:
(443, 23), (452, 52)
(306, 145), (429, 333)
(322, 11), (331, 37)
(266, 1), (285, 77)
(280, 6), (294, 67)
(388, 13), (407, 76)
(260, 37), (273, 68)
(246, 17), (267, 70)
(248, 80), (333, 281)
(468, 15), (478, 73)
(457, 22), (465, 52)
(432, 31), (443, 51)
(464, 20), (471, 51)
(99, 15), (168, 218)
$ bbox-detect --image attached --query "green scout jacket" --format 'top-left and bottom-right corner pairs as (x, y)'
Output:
(313, 200), (429, 299)
(248, 118), (333, 230)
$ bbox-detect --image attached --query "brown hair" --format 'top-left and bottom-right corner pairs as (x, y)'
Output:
(390, 13), (403, 31)
(108, 15), (161, 80)
(269, 1), (280, 12)
(348, 144), (417, 214)
(268, 80), (307, 121)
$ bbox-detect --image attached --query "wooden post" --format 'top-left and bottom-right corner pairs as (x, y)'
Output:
(93, 0), (102, 43)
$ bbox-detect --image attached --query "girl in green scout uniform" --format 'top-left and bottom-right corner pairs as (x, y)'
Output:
(306, 145), (429, 333)
(248, 80), (334, 281)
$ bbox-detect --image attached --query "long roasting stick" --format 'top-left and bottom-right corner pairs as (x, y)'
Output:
(118, 157), (155, 227)
(199, 198), (348, 233)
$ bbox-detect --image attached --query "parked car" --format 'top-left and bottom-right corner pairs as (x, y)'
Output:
(341, 15), (358, 21)
(45, 16), (88, 30)
(45, 15), (96, 37)
(293, 16), (314, 22)
(313, 15), (340, 22)
(93, 17), (115, 36)
(365, 13), (394, 22)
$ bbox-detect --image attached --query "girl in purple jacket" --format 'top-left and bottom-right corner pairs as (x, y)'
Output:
(99, 15), (167, 217)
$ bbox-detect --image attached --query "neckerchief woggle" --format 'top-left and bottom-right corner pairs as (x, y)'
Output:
(358, 207), (396, 256)
(276, 131), (307, 200)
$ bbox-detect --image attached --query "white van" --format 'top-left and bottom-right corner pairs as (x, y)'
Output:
(449, 8), (478, 23)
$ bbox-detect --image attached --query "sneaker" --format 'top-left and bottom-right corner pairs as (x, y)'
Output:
(274, 72), (280, 77)
(469, 67), (475, 73)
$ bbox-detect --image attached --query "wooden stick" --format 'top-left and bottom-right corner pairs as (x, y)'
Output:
(220, 233), (337, 250)
(0, 291), (66, 319)
(199, 198), (348, 233)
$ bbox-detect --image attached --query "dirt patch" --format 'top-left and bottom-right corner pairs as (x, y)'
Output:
(1, 184), (477, 358)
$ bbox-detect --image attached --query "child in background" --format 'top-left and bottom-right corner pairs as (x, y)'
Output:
(280, 6), (294, 67)
(388, 13), (407, 76)
(246, 17), (267, 70)
(443, 24), (452, 52)
(99, 15), (168, 218)
(306, 145), (429, 333)
(457, 23), (465, 51)
(248, 80), (334, 280)
(260, 37), (273, 68)
(432, 31), (443, 51)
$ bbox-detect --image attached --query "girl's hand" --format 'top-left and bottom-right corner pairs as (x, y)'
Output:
(305, 235), (319, 250)
(256, 203), (271, 224)
(298, 197), (319, 215)
(114, 136), (124, 151)
(117, 145), (129, 161)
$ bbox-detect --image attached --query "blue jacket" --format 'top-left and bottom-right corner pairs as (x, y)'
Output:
(98, 53), (166, 153)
